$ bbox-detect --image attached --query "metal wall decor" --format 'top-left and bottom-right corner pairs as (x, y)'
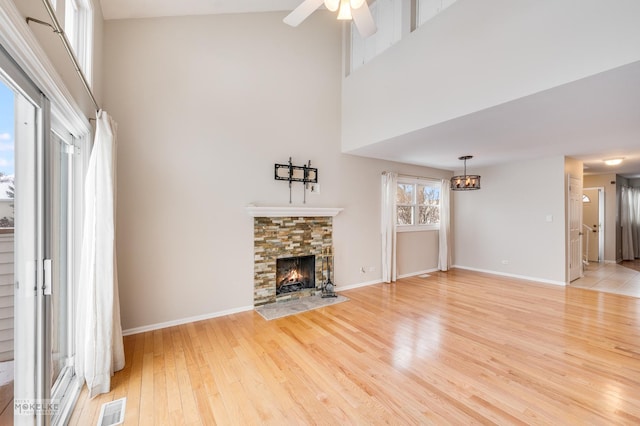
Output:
(275, 157), (318, 203)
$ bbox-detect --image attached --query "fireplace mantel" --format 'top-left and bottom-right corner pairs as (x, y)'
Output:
(246, 205), (343, 217)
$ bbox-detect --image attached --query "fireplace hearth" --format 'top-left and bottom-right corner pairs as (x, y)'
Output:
(276, 255), (315, 295)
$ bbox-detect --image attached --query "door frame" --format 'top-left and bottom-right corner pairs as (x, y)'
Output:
(568, 175), (583, 282)
(583, 187), (605, 263)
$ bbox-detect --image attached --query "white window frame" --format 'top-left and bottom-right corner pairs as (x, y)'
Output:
(396, 177), (441, 232)
(64, 0), (93, 85)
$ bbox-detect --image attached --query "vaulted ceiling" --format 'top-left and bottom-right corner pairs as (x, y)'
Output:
(98, 0), (640, 178)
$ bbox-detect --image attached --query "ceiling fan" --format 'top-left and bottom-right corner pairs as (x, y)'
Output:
(284, 0), (377, 38)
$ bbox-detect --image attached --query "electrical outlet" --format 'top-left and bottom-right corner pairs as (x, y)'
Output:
(310, 184), (320, 194)
(368, 266), (375, 272)
(501, 260), (509, 265)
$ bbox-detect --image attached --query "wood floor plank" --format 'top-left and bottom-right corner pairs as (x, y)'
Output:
(70, 269), (640, 424)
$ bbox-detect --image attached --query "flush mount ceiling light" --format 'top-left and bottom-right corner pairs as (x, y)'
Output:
(451, 156), (481, 191)
(283, 0), (377, 38)
(604, 158), (624, 166)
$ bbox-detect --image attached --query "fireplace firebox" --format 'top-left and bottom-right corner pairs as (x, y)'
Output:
(276, 255), (315, 295)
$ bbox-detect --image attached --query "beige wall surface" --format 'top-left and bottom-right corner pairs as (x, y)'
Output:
(342, 0), (640, 152)
(103, 12), (451, 331)
(396, 230), (439, 277)
(453, 156), (566, 284)
(583, 174), (618, 262)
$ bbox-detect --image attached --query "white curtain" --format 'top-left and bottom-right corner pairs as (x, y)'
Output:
(381, 172), (398, 283)
(76, 110), (125, 398)
(438, 179), (451, 271)
(621, 186), (640, 260)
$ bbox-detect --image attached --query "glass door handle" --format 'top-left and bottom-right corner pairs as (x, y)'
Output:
(43, 258), (52, 295)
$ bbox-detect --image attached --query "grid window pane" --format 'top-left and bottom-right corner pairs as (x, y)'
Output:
(396, 183), (414, 204)
(417, 184), (440, 205)
(397, 206), (413, 225)
(396, 180), (441, 229)
(418, 205), (440, 224)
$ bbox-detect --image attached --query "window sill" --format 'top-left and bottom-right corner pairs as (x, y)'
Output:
(396, 225), (439, 233)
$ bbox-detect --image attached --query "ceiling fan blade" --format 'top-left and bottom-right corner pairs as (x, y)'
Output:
(283, 0), (325, 27)
(352, 1), (377, 38)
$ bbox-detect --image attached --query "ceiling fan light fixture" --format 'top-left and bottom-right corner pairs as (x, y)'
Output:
(324, 0), (339, 12)
(350, 0), (366, 9)
(337, 0), (352, 20)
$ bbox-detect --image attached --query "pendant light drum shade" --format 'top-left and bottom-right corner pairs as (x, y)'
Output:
(451, 156), (481, 191)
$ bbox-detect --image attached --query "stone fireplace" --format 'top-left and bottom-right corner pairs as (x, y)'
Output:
(248, 206), (342, 306)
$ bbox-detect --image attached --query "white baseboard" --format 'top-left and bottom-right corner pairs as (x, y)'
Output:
(337, 279), (383, 291)
(122, 305), (254, 336)
(606, 259), (621, 264)
(398, 268), (439, 279)
(338, 268), (440, 291)
(452, 265), (566, 286)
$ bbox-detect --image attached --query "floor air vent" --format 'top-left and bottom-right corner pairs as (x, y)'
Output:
(97, 397), (126, 426)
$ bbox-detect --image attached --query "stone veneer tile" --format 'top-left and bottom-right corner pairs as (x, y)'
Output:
(253, 216), (333, 306)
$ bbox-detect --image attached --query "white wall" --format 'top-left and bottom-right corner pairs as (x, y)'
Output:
(453, 156), (566, 284)
(103, 12), (451, 331)
(342, 0), (640, 152)
(583, 174), (618, 262)
(628, 178), (640, 188)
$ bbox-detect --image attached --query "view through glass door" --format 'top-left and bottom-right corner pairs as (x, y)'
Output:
(1, 57), (40, 426)
(0, 67), (15, 424)
(1, 46), (79, 425)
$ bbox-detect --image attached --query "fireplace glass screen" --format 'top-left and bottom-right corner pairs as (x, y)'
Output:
(276, 255), (315, 295)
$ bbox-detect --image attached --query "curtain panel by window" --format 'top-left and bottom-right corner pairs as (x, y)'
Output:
(621, 186), (640, 260)
(76, 110), (125, 398)
(381, 172), (398, 282)
(438, 179), (451, 271)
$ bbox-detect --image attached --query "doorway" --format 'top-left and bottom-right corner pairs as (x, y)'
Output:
(582, 187), (604, 263)
(568, 175), (583, 282)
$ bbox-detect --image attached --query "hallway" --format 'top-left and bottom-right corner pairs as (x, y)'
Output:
(570, 261), (640, 297)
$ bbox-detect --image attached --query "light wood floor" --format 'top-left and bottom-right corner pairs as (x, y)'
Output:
(69, 269), (640, 425)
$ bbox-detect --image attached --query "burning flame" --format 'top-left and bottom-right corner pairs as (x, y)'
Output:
(285, 269), (300, 283)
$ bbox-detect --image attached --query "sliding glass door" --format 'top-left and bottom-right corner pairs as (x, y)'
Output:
(49, 130), (77, 424)
(1, 45), (81, 425)
(2, 49), (42, 426)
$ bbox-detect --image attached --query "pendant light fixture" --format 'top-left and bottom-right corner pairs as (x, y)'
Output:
(451, 155), (481, 191)
(337, 0), (353, 20)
